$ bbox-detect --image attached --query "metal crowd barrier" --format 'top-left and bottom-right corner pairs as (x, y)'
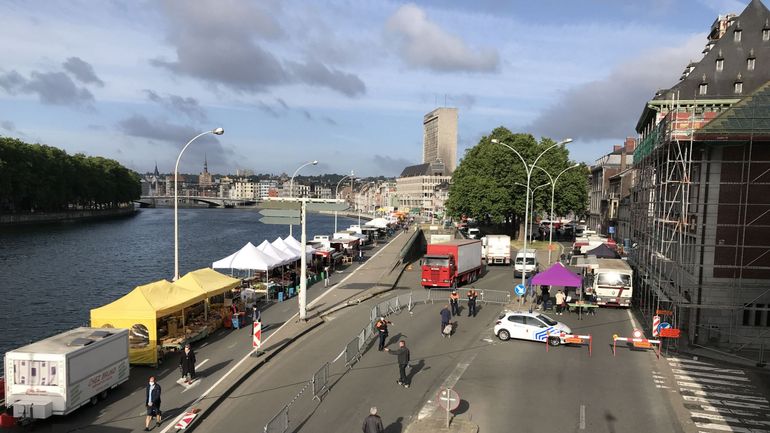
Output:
(312, 362), (330, 401)
(345, 337), (361, 366)
(264, 405), (289, 433)
(480, 289), (511, 305)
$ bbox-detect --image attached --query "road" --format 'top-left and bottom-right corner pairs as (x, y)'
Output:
(9, 231), (409, 433)
(192, 242), (692, 433)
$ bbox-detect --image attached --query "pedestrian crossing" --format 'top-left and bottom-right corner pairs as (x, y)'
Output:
(661, 357), (770, 433)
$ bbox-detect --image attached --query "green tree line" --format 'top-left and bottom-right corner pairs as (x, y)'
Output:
(0, 136), (141, 213)
(445, 127), (588, 237)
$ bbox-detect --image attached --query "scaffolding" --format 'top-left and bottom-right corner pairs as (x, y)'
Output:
(628, 82), (770, 351)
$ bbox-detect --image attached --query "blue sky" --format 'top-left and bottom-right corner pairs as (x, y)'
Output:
(0, 0), (751, 176)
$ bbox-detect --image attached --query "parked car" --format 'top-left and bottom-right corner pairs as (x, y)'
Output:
(494, 311), (571, 346)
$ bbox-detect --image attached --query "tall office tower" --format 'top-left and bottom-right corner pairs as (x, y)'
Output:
(422, 107), (458, 174)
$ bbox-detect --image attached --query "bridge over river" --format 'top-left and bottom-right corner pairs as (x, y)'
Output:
(134, 195), (257, 208)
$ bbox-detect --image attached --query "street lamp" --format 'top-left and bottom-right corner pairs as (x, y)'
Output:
(535, 164), (581, 264)
(289, 160), (318, 237)
(491, 137), (572, 289)
(174, 127), (224, 281)
(335, 171), (354, 233)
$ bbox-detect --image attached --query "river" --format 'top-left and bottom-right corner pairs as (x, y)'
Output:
(0, 208), (360, 371)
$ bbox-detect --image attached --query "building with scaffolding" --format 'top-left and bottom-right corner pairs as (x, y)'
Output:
(629, 0), (770, 352)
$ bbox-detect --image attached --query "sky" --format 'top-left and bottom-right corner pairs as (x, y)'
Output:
(0, 0), (752, 177)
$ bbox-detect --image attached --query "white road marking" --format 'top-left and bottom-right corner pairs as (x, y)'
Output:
(678, 381), (762, 394)
(196, 358), (209, 369)
(579, 404), (586, 430)
(691, 412), (770, 427)
(199, 342), (209, 348)
(683, 395), (770, 410)
(668, 363), (744, 374)
(671, 369), (749, 382)
(699, 405), (770, 417)
(227, 343), (237, 349)
(682, 389), (768, 404)
(669, 357), (714, 366)
(159, 234), (402, 433)
(626, 309), (641, 331)
(694, 422), (770, 432)
(675, 375), (753, 388)
(417, 354), (477, 420)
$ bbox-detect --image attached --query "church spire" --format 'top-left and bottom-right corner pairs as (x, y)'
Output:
(154, 161), (159, 177)
(204, 154), (208, 173)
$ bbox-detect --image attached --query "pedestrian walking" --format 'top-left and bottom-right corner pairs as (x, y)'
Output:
(539, 285), (551, 310)
(144, 376), (162, 431)
(252, 305), (261, 324)
(555, 290), (566, 315)
(324, 266), (330, 287)
(362, 407), (384, 433)
(449, 290), (460, 316)
(467, 287), (478, 317)
(179, 344), (196, 384)
(384, 340), (411, 388)
(440, 304), (451, 337)
(375, 317), (392, 351)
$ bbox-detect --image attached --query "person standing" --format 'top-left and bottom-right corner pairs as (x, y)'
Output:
(144, 376), (162, 431)
(449, 290), (460, 316)
(179, 344), (196, 384)
(359, 248), (364, 263)
(362, 407), (384, 433)
(324, 265), (330, 287)
(384, 340), (411, 388)
(555, 290), (566, 315)
(440, 304), (451, 337)
(467, 287), (478, 317)
(252, 305), (261, 324)
(375, 317), (392, 351)
(539, 285), (550, 311)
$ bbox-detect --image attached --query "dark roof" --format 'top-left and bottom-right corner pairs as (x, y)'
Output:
(399, 160), (447, 177)
(694, 79), (770, 138)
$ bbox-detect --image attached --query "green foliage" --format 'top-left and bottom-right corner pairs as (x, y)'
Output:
(0, 136), (141, 212)
(445, 126), (588, 223)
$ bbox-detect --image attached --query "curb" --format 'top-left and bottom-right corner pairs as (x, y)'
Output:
(186, 319), (324, 432)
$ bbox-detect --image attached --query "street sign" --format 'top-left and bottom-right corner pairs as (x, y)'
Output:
(656, 309), (673, 316)
(608, 226), (616, 234)
(514, 284), (526, 296)
(259, 209), (300, 218)
(253, 321), (262, 348)
(306, 202), (349, 212)
(660, 328), (681, 338)
(652, 316), (660, 337)
(632, 328), (643, 339)
(260, 216), (301, 225)
(659, 322), (672, 331)
(258, 201), (301, 210)
(174, 411), (198, 429)
(437, 388), (460, 411)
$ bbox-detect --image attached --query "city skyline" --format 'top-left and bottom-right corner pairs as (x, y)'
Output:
(0, 1), (741, 176)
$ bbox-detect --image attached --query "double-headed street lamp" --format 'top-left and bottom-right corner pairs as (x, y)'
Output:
(289, 160), (318, 237)
(335, 171), (354, 233)
(490, 137), (572, 290)
(535, 164), (581, 264)
(174, 127), (224, 281)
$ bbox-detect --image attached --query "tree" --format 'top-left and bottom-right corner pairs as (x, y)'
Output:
(445, 127), (588, 238)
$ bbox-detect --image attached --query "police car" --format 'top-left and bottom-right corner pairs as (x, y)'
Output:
(494, 310), (572, 346)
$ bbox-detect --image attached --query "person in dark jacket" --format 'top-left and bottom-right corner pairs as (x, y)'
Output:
(179, 344), (196, 384)
(384, 340), (411, 388)
(467, 288), (478, 317)
(144, 376), (162, 431)
(440, 304), (451, 337)
(362, 406), (384, 433)
(375, 317), (392, 351)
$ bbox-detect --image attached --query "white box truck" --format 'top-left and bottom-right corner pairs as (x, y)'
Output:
(483, 235), (511, 265)
(514, 249), (539, 277)
(4, 327), (129, 420)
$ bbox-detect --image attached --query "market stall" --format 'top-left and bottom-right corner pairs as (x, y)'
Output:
(90, 280), (207, 365)
(176, 267), (241, 320)
(212, 242), (280, 277)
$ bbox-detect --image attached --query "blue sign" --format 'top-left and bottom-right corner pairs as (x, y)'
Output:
(608, 226), (616, 234)
(514, 284), (526, 296)
(659, 322), (671, 331)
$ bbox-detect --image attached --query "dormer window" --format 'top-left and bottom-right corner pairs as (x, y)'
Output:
(699, 83), (708, 95)
(764, 28), (770, 41)
(735, 29), (742, 42)
(716, 58), (724, 71)
(748, 57), (756, 70)
(734, 81), (743, 94)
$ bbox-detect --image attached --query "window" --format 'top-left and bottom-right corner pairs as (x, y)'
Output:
(735, 29), (742, 42)
(699, 83), (708, 95)
(756, 304), (766, 326)
(525, 316), (547, 328)
(764, 29), (770, 41)
(735, 81), (743, 94)
(508, 315), (526, 324)
(748, 58), (756, 70)
(715, 59), (724, 71)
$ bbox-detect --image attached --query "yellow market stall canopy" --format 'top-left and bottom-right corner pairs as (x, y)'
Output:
(175, 268), (240, 297)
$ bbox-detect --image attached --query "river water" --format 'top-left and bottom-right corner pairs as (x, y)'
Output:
(0, 208), (359, 371)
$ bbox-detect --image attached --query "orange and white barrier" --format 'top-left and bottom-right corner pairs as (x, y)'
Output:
(546, 331), (593, 356)
(612, 334), (661, 359)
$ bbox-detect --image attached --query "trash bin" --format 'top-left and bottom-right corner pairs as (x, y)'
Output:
(232, 314), (240, 330)
(278, 292), (284, 302)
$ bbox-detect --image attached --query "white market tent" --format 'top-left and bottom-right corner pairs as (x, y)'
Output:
(212, 242), (280, 271)
(257, 240), (297, 265)
(272, 237), (301, 257)
(364, 218), (390, 229)
(284, 235), (316, 259)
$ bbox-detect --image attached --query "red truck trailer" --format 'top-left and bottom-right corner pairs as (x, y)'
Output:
(421, 239), (483, 288)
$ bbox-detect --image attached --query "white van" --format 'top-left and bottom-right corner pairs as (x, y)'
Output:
(514, 249), (538, 277)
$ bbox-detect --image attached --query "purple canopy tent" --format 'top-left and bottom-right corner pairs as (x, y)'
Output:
(530, 262), (582, 287)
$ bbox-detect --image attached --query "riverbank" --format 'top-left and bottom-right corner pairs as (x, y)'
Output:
(0, 206), (137, 226)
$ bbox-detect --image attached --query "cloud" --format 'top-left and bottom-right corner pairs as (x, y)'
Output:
(152, 0), (365, 96)
(1, 120), (16, 132)
(385, 4), (499, 73)
(144, 89), (208, 122)
(275, 98), (289, 110)
(0, 70), (94, 107)
(257, 101), (280, 118)
(62, 57), (104, 87)
(321, 116), (337, 126)
(527, 34), (704, 141)
(372, 154), (414, 175)
(449, 93), (476, 110)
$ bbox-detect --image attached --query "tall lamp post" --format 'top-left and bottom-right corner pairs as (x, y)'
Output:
(536, 164), (581, 264)
(491, 137), (572, 290)
(334, 171), (354, 233)
(289, 160), (318, 237)
(174, 127), (224, 281)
